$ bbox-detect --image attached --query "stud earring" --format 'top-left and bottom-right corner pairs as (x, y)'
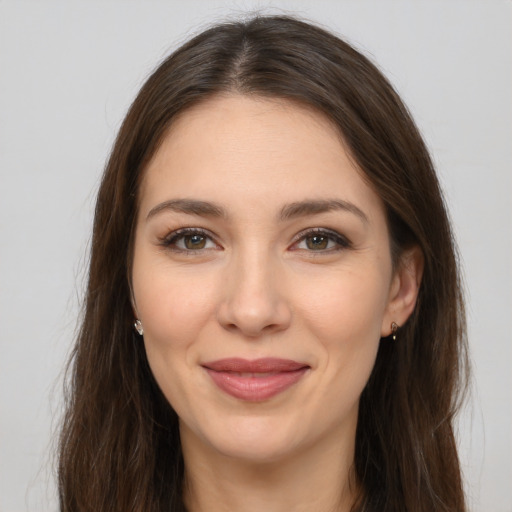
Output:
(134, 319), (144, 336)
(391, 322), (399, 341)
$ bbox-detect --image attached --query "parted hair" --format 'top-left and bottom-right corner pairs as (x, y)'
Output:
(58, 15), (468, 512)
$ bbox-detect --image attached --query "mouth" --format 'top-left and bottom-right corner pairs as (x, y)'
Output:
(202, 358), (310, 402)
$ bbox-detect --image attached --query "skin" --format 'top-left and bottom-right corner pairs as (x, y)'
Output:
(131, 95), (422, 512)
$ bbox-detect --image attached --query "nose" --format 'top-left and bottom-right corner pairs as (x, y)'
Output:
(216, 248), (292, 338)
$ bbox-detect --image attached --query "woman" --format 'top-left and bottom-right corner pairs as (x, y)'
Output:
(58, 15), (468, 512)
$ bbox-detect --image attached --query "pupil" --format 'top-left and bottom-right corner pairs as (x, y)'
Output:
(185, 234), (206, 249)
(307, 235), (328, 250)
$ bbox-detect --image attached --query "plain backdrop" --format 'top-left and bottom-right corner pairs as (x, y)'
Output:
(0, 1), (510, 511)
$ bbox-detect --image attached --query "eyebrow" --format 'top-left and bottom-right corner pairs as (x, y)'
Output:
(279, 199), (368, 223)
(146, 199), (227, 220)
(146, 198), (368, 224)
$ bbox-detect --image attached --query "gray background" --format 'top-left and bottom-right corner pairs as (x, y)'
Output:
(0, 1), (510, 510)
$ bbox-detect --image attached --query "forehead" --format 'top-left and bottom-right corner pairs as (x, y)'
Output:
(138, 94), (384, 222)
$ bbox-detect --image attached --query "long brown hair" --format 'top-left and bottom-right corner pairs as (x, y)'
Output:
(58, 15), (468, 511)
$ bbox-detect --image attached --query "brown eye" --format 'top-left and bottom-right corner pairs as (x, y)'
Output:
(292, 229), (351, 253)
(305, 235), (329, 250)
(162, 229), (218, 252)
(184, 234), (207, 250)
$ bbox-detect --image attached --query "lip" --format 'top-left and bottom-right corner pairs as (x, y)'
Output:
(202, 358), (310, 401)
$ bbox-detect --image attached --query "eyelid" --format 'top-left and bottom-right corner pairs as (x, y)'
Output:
(158, 226), (351, 253)
(289, 227), (352, 251)
(160, 227), (221, 252)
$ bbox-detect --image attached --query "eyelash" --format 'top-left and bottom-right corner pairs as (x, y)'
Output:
(159, 227), (352, 254)
(291, 228), (352, 252)
(160, 228), (219, 253)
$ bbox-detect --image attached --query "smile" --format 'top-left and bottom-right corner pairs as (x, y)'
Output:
(202, 358), (310, 401)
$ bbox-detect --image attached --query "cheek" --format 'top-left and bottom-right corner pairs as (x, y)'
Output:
(132, 265), (221, 409)
(130, 243), (220, 379)
(295, 265), (389, 393)
(295, 269), (387, 417)
(134, 267), (219, 351)
(295, 266), (390, 345)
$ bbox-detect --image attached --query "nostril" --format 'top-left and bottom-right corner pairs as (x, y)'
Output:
(224, 322), (286, 339)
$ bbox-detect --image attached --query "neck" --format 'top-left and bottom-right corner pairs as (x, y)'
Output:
(181, 424), (359, 512)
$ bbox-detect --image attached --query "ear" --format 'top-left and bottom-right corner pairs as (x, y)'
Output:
(381, 245), (424, 337)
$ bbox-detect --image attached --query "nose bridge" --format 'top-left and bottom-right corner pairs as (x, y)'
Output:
(236, 244), (274, 305)
(217, 240), (291, 337)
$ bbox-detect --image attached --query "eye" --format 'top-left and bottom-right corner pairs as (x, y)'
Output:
(161, 228), (219, 252)
(292, 229), (351, 252)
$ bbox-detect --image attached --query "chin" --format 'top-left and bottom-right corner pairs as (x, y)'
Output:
(212, 436), (301, 465)
(181, 413), (307, 464)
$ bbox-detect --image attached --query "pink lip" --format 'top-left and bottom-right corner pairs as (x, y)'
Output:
(202, 358), (310, 401)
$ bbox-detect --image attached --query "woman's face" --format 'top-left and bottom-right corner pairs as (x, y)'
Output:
(132, 95), (410, 463)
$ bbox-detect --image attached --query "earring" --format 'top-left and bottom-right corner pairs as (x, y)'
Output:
(134, 319), (144, 336)
(391, 322), (399, 341)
